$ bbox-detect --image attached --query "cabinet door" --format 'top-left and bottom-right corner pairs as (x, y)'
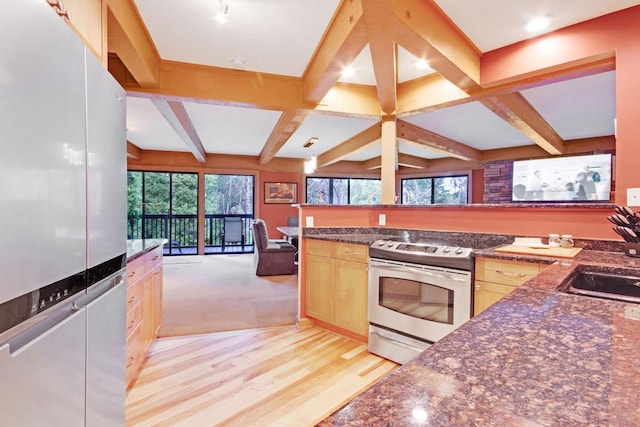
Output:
(334, 260), (368, 336)
(306, 254), (335, 323)
(0, 0), (87, 303)
(151, 265), (163, 337)
(474, 280), (517, 316)
(142, 272), (154, 349)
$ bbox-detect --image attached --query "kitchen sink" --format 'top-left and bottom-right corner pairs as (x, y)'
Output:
(562, 267), (640, 303)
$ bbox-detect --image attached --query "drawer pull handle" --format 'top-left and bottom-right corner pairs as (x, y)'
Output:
(344, 250), (361, 255)
(152, 255), (159, 260)
(127, 271), (136, 277)
(126, 356), (135, 368)
(128, 296), (136, 304)
(496, 270), (526, 278)
(127, 320), (136, 330)
(475, 284), (481, 290)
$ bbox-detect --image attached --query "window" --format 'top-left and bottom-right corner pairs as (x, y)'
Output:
(401, 175), (468, 205)
(306, 177), (381, 205)
(127, 171), (198, 255)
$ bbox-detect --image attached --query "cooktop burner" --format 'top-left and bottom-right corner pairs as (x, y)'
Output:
(369, 239), (474, 271)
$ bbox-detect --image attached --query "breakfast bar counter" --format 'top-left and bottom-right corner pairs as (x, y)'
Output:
(314, 233), (640, 426)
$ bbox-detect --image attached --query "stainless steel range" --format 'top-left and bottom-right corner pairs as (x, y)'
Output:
(368, 239), (474, 364)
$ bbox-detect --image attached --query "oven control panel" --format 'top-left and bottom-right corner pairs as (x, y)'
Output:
(371, 239), (473, 258)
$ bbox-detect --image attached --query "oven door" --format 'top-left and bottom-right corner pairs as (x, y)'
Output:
(368, 259), (472, 343)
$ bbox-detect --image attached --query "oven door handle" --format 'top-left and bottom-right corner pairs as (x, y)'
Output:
(372, 264), (467, 282)
(370, 331), (429, 353)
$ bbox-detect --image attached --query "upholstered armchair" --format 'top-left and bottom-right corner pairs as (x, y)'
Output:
(252, 219), (296, 276)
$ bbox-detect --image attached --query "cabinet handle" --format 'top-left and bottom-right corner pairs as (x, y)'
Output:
(47, 0), (63, 9)
(344, 250), (361, 255)
(127, 319), (136, 330)
(475, 284), (481, 290)
(128, 271), (136, 278)
(126, 356), (135, 368)
(154, 270), (161, 275)
(496, 270), (526, 278)
(128, 296), (136, 304)
(152, 255), (159, 260)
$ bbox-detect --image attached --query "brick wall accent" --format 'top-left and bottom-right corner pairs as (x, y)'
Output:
(483, 160), (513, 204)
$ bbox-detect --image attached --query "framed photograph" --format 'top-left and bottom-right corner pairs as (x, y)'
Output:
(264, 182), (297, 204)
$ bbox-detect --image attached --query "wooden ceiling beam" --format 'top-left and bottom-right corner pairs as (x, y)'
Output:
(391, 0), (481, 92)
(480, 93), (565, 155)
(151, 100), (206, 162)
(398, 153), (431, 169)
(397, 119), (482, 161)
(259, 110), (309, 165)
(397, 73), (471, 116)
(361, 0), (397, 114)
(126, 141), (141, 159)
(106, 0), (160, 87)
(302, 0), (369, 106)
(317, 122), (382, 167)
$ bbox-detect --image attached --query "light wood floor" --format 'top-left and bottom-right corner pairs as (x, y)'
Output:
(126, 325), (398, 427)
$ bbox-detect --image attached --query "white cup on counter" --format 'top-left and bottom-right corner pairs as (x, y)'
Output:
(548, 234), (561, 247)
(560, 234), (574, 248)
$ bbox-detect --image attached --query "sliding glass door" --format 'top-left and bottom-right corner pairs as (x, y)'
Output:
(127, 171), (198, 255)
(204, 174), (255, 254)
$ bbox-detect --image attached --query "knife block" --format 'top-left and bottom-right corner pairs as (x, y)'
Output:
(624, 243), (640, 257)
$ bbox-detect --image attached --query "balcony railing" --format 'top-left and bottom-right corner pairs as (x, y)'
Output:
(128, 213), (255, 255)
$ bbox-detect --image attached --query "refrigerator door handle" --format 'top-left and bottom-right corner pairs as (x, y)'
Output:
(1, 303), (85, 355)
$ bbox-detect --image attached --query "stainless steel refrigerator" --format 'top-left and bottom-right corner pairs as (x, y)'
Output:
(0, 1), (127, 425)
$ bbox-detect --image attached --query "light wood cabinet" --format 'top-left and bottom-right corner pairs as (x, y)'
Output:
(125, 245), (164, 389)
(474, 257), (544, 316)
(305, 240), (369, 337)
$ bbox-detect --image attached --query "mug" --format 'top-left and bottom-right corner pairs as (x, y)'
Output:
(560, 235), (574, 248)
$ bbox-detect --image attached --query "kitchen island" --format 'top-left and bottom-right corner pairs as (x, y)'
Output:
(309, 231), (640, 426)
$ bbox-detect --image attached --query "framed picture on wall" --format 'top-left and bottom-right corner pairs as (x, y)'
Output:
(264, 182), (297, 204)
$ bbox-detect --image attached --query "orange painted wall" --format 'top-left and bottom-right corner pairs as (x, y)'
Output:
(481, 6), (640, 205)
(299, 205), (617, 241)
(258, 171), (302, 237)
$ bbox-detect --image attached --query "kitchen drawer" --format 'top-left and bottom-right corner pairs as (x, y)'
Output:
(126, 300), (143, 340)
(126, 254), (147, 286)
(476, 258), (542, 286)
(335, 242), (368, 263)
(306, 239), (335, 258)
(126, 280), (144, 313)
(125, 323), (144, 390)
(146, 245), (163, 270)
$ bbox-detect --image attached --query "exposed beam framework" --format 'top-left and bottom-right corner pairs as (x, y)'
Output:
(362, 153), (431, 169)
(108, 0), (615, 168)
(317, 123), (382, 167)
(361, 0), (397, 114)
(106, 0), (160, 87)
(259, 110), (309, 165)
(151, 100), (206, 162)
(127, 141), (141, 159)
(397, 119), (482, 161)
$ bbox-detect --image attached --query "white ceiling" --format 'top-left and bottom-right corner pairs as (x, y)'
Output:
(126, 0), (639, 163)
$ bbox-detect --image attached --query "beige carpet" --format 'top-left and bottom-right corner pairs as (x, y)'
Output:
(159, 254), (298, 337)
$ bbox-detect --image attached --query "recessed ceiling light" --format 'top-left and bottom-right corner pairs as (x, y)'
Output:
(525, 16), (550, 33)
(215, 0), (229, 23)
(415, 59), (429, 69)
(303, 137), (318, 148)
(230, 58), (246, 69)
(341, 66), (355, 77)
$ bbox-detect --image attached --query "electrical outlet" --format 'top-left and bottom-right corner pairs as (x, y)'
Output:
(305, 216), (314, 227)
(379, 214), (386, 226)
(628, 188), (640, 206)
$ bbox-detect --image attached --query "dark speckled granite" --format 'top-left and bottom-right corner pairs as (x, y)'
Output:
(319, 286), (640, 426)
(126, 238), (166, 261)
(311, 227), (640, 426)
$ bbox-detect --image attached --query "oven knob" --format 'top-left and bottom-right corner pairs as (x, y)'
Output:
(387, 241), (395, 247)
(443, 246), (451, 253)
(378, 240), (386, 246)
(455, 247), (464, 254)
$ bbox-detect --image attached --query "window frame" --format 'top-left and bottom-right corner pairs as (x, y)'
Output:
(400, 174), (470, 205)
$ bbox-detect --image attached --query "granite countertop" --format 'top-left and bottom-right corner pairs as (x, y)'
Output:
(313, 231), (640, 426)
(126, 238), (166, 260)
